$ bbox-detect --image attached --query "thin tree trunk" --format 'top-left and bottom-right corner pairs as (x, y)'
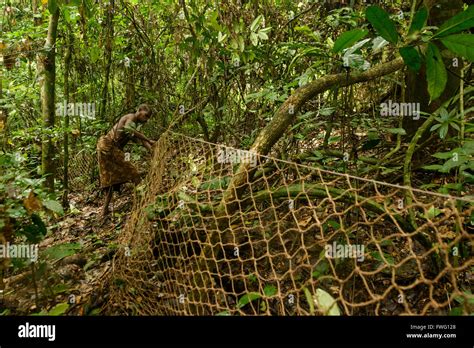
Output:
(40, 9), (60, 191)
(99, 0), (114, 121)
(125, 64), (135, 110)
(0, 64), (6, 149)
(62, 28), (73, 208)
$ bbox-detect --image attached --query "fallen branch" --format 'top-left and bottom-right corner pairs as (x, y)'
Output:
(247, 183), (414, 232)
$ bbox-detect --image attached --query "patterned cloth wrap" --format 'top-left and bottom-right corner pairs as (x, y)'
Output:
(96, 134), (139, 189)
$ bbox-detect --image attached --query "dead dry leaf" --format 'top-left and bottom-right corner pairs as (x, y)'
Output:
(24, 190), (42, 213)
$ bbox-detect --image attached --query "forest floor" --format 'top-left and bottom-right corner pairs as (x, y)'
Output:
(1, 187), (135, 315)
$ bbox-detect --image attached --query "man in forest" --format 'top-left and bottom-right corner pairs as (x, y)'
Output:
(97, 104), (155, 218)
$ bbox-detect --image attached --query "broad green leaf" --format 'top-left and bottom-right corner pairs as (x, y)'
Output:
(441, 156), (466, 172)
(408, 7), (428, 34)
(371, 251), (395, 265)
(426, 43), (447, 102)
(257, 30), (268, 40)
(315, 288), (341, 316)
(319, 107), (335, 116)
(263, 285), (277, 297)
(388, 128), (407, 135)
(366, 6), (399, 44)
(238, 36), (245, 52)
(52, 284), (69, 294)
(440, 34), (474, 62)
(332, 29), (368, 53)
(381, 166), (402, 175)
(399, 46), (422, 71)
(449, 307), (464, 316)
(434, 5), (474, 38)
(88, 308), (102, 316)
(425, 206), (442, 220)
(43, 199), (64, 215)
(250, 32), (258, 46)
(48, 303), (69, 316)
(237, 292), (261, 309)
(430, 124), (442, 131)
(250, 15), (263, 32)
(217, 32), (227, 43)
(327, 220), (340, 229)
(312, 260), (329, 279)
(43, 242), (82, 260)
(302, 287), (315, 315)
(0, 309), (11, 316)
(433, 150), (456, 159)
(454, 290), (474, 304)
(199, 176), (230, 190)
(439, 124), (449, 139)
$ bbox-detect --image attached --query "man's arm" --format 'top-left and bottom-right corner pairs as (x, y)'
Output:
(139, 138), (154, 152)
(132, 129), (152, 143)
(123, 118), (154, 150)
(123, 118), (152, 143)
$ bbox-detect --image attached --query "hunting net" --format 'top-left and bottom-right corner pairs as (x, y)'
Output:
(106, 130), (474, 316)
(56, 148), (98, 192)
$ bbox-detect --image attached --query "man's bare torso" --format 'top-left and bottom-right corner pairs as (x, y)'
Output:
(107, 113), (137, 150)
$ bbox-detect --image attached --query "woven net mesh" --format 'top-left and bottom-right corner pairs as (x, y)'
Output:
(105, 130), (473, 315)
(56, 148), (98, 192)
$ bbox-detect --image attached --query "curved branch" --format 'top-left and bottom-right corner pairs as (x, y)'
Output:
(217, 57), (405, 216)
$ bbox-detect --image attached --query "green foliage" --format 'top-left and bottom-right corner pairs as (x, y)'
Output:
(314, 288), (341, 316)
(365, 6), (399, 44)
(43, 200), (64, 215)
(32, 302), (70, 316)
(42, 242), (82, 260)
(263, 285), (277, 297)
(370, 251), (395, 265)
(332, 29), (368, 53)
(399, 46), (422, 71)
(312, 259), (329, 279)
(424, 206), (442, 220)
(430, 107), (460, 140)
(408, 7), (428, 35)
(433, 5), (474, 38)
(0, 151), (62, 247)
(387, 128), (407, 135)
(47, 302), (69, 316)
(424, 141), (474, 178)
(237, 292), (261, 309)
(425, 43), (448, 102)
(440, 34), (474, 62)
(303, 287), (341, 316)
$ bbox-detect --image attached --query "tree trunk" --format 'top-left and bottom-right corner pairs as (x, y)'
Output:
(0, 64), (6, 149)
(402, 0), (464, 136)
(124, 64), (135, 110)
(40, 9), (60, 191)
(62, 29), (73, 208)
(99, 0), (115, 121)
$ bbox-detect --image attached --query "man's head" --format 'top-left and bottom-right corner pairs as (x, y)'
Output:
(136, 104), (152, 123)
